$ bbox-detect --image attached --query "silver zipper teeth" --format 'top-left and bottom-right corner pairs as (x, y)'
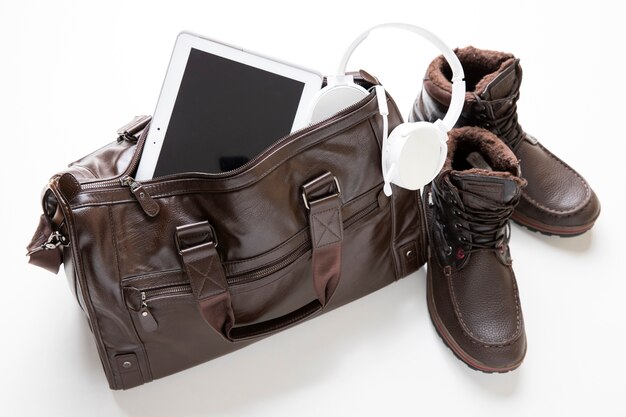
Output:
(80, 134), (145, 190)
(227, 242), (310, 285)
(81, 179), (121, 190)
(227, 194), (380, 286)
(144, 285), (191, 299)
(343, 201), (378, 229)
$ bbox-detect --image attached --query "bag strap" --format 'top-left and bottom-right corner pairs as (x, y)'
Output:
(26, 188), (69, 274)
(176, 172), (343, 342)
(26, 214), (66, 274)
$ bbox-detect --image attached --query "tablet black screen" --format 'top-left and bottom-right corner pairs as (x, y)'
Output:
(154, 47), (305, 177)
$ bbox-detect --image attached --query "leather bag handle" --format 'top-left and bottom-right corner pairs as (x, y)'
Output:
(176, 172), (343, 342)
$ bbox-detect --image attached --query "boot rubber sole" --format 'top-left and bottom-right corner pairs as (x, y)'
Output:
(511, 211), (595, 237)
(426, 268), (525, 374)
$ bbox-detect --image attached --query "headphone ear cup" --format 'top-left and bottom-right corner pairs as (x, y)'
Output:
(308, 82), (369, 124)
(385, 122), (447, 190)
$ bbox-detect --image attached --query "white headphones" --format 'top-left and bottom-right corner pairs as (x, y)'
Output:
(309, 23), (466, 196)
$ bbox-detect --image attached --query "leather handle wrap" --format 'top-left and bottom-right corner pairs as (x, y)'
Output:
(177, 172), (343, 342)
(308, 188), (343, 306)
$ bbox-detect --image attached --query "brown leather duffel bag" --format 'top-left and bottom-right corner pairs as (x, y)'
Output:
(27, 74), (427, 389)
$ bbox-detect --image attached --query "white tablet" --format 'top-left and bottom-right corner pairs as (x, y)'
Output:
(135, 32), (323, 180)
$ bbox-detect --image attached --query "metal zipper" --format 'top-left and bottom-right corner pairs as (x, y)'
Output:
(130, 186), (381, 332)
(226, 241), (310, 285)
(80, 119), (150, 191)
(132, 242), (304, 333)
(342, 200), (379, 229)
(142, 285), (192, 301)
(79, 90), (378, 221)
(137, 240), (309, 301)
(119, 176), (160, 217)
(225, 191), (380, 287)
(79, 91), (376, 194)
(136, 284), (192, 332)
(81, 175), (161, 218)
(138, 193), (380, 296)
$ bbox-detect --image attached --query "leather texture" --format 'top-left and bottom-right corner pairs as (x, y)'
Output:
(411, 47), (601, 236)
(27, 80), (427, 389)
(425, 126), (526, 372)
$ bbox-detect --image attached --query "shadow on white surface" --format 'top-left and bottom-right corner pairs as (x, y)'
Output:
(4, 2), (624, 415)
(513, 224), (594, 253)
(76, 308), (116, 383)
(72, 268), (527, 416)
(460, 362), (522, 396)
(104, 271), (427, 415)
(423, 309), (522, 397)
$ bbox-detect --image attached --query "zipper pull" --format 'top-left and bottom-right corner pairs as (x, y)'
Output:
(138, 291), (158, 332)
(120, 176), (160, 217)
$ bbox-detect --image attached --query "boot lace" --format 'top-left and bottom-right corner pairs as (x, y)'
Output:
(473, 91), (525, 150)
(434, 181), (516, 256)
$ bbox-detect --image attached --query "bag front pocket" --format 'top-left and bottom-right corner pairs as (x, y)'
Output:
(122, 236), (311, 334)
(123, 182), (389, 329)
(119, 181), (393, 378)
(124, 282), (192, 332)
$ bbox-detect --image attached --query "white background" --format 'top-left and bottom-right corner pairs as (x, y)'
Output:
(1, 1), (624, 416)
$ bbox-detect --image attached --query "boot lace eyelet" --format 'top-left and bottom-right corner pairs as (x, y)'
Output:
(454, 223), (461, 229)
(445, 246), (452, 256)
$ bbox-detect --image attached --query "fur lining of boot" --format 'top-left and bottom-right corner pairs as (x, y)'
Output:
(427, 46), (515, 96)
(443, 126), (526, 187)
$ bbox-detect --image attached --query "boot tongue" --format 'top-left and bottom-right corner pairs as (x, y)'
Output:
(479, 59), (521, 101)
(449, 172), (519, 209)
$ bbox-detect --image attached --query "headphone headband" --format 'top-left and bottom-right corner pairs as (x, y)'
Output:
(337, 23), (465, 131)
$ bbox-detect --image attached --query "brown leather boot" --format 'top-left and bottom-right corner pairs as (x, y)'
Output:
(412, 46), (600, 236)
(425, 126), (527, 372)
